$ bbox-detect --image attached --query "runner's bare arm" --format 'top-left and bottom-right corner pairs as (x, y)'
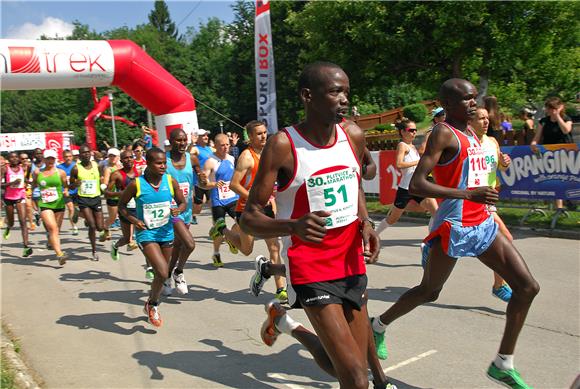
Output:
(395, 143), (417, 169)
(118, 181), (145, 230)
(59, 169), (69, 197)
(104, 171), (122, 199)
(229, 149), (252, 199)
(409, 124), (498, 204)
(171, 176), (186, 216)
(362, 147), (377, 180)
(199, 159), (218, 189)
(241, 132), (329, 242)
(190, 153), (201, 176)
(491, 137), (511, 171)
(68, 166), (79, 190)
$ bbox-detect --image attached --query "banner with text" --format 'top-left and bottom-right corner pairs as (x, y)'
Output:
(498, 143), (580, 200)
(0, 131), (73, 160)
(255, 0), (278, 134)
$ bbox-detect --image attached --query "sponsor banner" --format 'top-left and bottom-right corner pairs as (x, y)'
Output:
(498, 143), (580, 200)
(361, 151), (380, 194)
(154, 110), (199, 146)
(255, 0), (278, 134)
(0, 131), (72, 160)
(0, 39), (114, 90)
(379, 150), (401, 204)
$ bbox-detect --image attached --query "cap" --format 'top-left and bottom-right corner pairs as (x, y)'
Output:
(432, 107), (445, 118)
(196, 129), (209, 136)
(163, 139), (171, 146)
(72, 150), (79, 156)
(107, 148), (120, 156)
(43, 149), (58, 159)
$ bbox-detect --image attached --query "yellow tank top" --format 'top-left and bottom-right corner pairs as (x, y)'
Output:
(77, 161), (101, 198)
(481, 134), (499, 188)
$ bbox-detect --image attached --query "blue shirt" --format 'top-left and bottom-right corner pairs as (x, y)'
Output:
(166, 152), (194, 224)
(209, 154), (239, 207)
(57, 161), (77, 195)
(135, 174), (175, 243)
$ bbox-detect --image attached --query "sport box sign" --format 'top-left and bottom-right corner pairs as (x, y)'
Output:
(0, 40), (115, 90)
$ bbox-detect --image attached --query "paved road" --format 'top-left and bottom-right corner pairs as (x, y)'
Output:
(1, 210), (578, 388)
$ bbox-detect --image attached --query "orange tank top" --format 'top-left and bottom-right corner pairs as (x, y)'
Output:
(235, 147), (260, 212)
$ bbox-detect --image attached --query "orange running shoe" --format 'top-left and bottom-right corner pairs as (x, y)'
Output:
(144, 301), (162, 328)
(260, 300), (285, 346)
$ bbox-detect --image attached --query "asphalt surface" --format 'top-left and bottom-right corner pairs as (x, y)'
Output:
(1, 209), (579, 388)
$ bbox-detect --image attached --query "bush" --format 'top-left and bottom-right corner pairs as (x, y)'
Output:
(374, 123), (396, 132)
(403, 103), (428, 122)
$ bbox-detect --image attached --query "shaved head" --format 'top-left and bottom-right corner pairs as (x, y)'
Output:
(439, 78), (475, 107)
(298, 61), (345, 93)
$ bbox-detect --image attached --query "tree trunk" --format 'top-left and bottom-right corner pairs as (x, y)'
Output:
(477, 71), (489, 105)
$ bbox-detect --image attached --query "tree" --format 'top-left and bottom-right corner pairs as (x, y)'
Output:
(148, 0), (178, 39)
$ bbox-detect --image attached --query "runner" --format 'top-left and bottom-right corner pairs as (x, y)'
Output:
(200, 133), (240, 267)
(69, 145), (105, 261)
(164, 129), (200, 295)
(370, 79), (539, 389)
(191, 129), (213, 222)
(108, 150), (140, 260)
(210, 120), (288, 301)
(100, 148), (122, 242)
(132, 142), (147, 175)
(57, 150), (79, 236)
(241, 62), (395, 389)
(1, 152), (32, 257)
(375, 118), (438, 235)
(470, 106), (514, 302)
(19, 153), (36, 232)
(118, 147), (186, 328)
(30, 148), (45, 226)
(32, 149), (68, 265)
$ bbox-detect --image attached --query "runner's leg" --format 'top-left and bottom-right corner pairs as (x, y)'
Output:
(81, 207), (97, 254)
(265, 237), (285, 291)
(15, 201), (30, 248)
(170, 220), (195, 271)
(40, 210), (62, 255)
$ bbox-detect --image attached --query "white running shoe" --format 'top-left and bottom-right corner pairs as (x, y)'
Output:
(161, 279), (173, 296)
(173, 270), (188, 295)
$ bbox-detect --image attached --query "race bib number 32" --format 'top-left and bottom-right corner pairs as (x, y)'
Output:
(306, 167), (359, 229)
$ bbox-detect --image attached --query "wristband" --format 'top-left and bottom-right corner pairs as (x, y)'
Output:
(360, 217), (375, 229)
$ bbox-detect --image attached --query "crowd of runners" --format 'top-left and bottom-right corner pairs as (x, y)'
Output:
(1, 62), (542, 389)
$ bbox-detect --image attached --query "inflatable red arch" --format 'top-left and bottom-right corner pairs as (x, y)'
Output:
(0, 39), (198, 149)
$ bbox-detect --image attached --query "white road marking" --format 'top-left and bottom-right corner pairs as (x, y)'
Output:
(384, 349), (438, 372)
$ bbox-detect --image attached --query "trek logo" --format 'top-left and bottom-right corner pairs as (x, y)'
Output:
(9, 46), (40, 73)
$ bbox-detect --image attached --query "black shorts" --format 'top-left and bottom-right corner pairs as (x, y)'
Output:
(64, 194), (78, 205)
(118, 209), (137, 224)
(235, 204), (275, 223)
(138, 240), (174, 251)
(77, 196), (103, 212)
(194, 186), (210, 205)
(394, 187), (424, 210)
(3, 198), (25, 207)
(293, 274), (368, 310)
(106, 198), (119, 207)
(39, 207), (65, 213)
(211, 202), (237, 222)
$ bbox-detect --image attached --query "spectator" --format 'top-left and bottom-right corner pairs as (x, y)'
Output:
(484, 95), (502, 144)
(519, 109), (535, 145)
(531, 96), (573, 210)
(141, 125), (159, 148)
(228, 131), (241, 162)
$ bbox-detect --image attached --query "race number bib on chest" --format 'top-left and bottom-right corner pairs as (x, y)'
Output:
(467, 146), (490, 188)
(306, 167), (359, 229)
(179, 182), (190, 198)
(143, 201), (170, 229)
(41, 187), (58, 203)
(218, 181), (235, 200)
(80, 179), (98, 196)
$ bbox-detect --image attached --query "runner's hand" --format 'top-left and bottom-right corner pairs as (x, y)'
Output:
(170, 207), (181, 217)
(499, 152), (511, 168)
(134, 220), (147, 230)
(467, 187), (498, 204)
(292, 210), (331, 243)
(362, 223), (380, 264)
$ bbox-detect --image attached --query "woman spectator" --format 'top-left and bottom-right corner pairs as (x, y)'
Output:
(484, 95), (502, 144)
(519, 109), (535, 145)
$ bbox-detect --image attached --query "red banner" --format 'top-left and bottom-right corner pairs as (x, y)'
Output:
(379, 150), (401, 205)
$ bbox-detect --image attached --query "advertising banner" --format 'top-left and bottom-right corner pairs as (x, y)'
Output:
(379, 150), (401, 205)
(255, 0), (278, 134)
(498, 143), (580, 200)
(0, 132), (73, 161)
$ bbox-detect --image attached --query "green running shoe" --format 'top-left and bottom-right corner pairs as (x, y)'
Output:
(487, 363), (532, 389)
(225, 239), (238, 254)
(3, 228), (10, 240)
(22, 247), (33, 258)
(209, 218), (226, 240)
(275, 288), (288, 304)
(145, 267), (155, 280)
(111, 242), (120, 261)
(370, 317), (388, 360)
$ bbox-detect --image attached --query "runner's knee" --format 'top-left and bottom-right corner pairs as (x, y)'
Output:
(418, 285), (442, 303)
(514, 279), (540, 301)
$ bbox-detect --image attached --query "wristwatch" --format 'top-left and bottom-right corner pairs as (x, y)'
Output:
(360, 217), (375, 229)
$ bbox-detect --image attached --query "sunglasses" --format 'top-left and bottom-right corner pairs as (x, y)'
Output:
(404, 128), (417, 133)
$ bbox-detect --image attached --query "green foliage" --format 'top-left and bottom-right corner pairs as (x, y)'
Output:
(403, 104), (428, 123)
(149, 0), (178, 39)
(374, 124), (396, 132)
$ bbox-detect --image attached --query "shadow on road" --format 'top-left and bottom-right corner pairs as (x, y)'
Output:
(59, 270), (148, 285)
(367, 287), (505, 316)
(379, 238), (424, 248)
(57, 311), (156, 336)
(0, 253), (63, 269)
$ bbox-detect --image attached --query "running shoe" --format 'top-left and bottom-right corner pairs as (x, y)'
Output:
(373, 381), (399, 389)
(371, 317), (389, 360)
(250, 255), (270, 296)
(173, 270), (188, 295)
(145, 267), (155, 280)
(225, 239), (238, 254)
(420, 243), (429, 269)
(72, 226), (79, 236)
(127, 241), (139, 251)
(209, 218), (226, 240)
(492, 284), (513, 303)
(72, 208), (79, 224)
(3, 228), (11, 240)
(275, 288), (288, 304)
(110, 219), (121, 230)
(260, 300), (285, 346)
(56, 252), (67, 266)
(144, 301), (162, 328)
(22, 247), (33, 258)
(212, 253), (223, 268)
(111, 242), (120, 261)
(162, 279), (173, 296)
(99, 230), (111, 242)
(191, 216), (198, 225)
(91, 252), (99, 261)
(486, 363), (532, 389)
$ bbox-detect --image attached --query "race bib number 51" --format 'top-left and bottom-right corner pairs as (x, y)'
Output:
(306, 167), (359, 229)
